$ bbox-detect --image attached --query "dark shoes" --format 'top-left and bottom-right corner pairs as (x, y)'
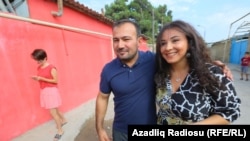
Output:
(240, 78), (243, 80)
(241, 78), (249, 81)
(54, 122), (67, 140)
(54, 133), (63, 141)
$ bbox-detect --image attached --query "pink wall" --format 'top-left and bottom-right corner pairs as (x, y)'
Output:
(0, 17), (112, 141)
(0, 1), (149, 140)
(0, 1), (113, 140)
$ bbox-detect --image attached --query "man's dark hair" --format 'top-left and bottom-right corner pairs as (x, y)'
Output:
(113, 19), (141, 37)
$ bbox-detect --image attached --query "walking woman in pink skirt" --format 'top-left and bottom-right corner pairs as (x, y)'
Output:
(31, 49), (67, 141)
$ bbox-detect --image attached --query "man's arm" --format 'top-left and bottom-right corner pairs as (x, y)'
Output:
(95, 91), (111, 141)
(213, 60), (233, 80)
(191, 114), (230, 125)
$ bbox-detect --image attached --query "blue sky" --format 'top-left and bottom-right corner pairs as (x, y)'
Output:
(76, 0), (250, 43)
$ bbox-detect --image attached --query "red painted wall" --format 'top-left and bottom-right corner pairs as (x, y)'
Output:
(0, 1), (114, 141)
(140, 39), (150, 51)
(0, 1), (149, 140)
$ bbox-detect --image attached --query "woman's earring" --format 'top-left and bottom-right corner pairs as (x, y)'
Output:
(186, 52), (191, 58)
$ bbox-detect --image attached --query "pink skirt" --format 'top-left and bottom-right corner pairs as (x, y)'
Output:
(40, 87), (62, 109)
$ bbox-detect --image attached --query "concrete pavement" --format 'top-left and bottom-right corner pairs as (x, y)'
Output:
(228, 64), (250, 124)
(12, 64), (250, 141)
(13, 97), (114, 141)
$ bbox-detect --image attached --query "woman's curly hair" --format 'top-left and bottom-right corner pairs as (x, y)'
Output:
(154, 20), (222, 95)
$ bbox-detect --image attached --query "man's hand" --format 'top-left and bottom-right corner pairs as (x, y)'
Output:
(213, 60), (233, 80)
(97, 129), (111, 141)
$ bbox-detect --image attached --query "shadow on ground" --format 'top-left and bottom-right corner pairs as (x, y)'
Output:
(74, 116), (113, 141)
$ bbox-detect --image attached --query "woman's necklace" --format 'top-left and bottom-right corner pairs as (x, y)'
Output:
(175, 77), (181, 82)
(173, 73), (181, 82)
(172, 72), (184, 83)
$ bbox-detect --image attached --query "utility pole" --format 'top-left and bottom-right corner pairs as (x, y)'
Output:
(197, 25), (206, 41)
(138, 0), (155, 52)
(152, 8), (155, 52)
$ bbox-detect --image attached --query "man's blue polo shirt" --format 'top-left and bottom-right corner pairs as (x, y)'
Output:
(100, 51), (157, 134)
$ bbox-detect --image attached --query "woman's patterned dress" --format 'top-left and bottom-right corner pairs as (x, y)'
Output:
(156, 65), (241, 125)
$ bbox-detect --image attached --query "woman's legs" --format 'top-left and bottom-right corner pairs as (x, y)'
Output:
(57, 110), (67, 125)
(50, 108), (64, 134)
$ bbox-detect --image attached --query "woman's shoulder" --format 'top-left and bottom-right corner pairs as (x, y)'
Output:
(47, 64), (57, 70)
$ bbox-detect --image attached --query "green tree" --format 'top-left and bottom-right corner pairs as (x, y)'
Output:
(104, 0), (131, 20)
(104, 0), (173, 44)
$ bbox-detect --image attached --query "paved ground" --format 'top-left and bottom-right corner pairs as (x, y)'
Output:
(13, 94), (114, 141)
(13, 63), (250, 141)
(227, 64), (250, 124)
(74, 115), (113, 141)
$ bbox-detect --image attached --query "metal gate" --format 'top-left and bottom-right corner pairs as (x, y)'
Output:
(229, 39), (249, 64)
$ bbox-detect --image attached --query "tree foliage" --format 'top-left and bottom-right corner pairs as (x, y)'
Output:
(104, 0), (173, 43)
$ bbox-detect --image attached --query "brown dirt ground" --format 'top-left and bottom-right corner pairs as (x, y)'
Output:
(74, 116), (113, 141)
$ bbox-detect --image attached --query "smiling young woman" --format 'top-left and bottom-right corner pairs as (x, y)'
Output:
(154, 20), (241, 125)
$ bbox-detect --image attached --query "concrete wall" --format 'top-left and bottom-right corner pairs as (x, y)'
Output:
(209, 40), (231, 63)
(209, 37), (250, 63)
